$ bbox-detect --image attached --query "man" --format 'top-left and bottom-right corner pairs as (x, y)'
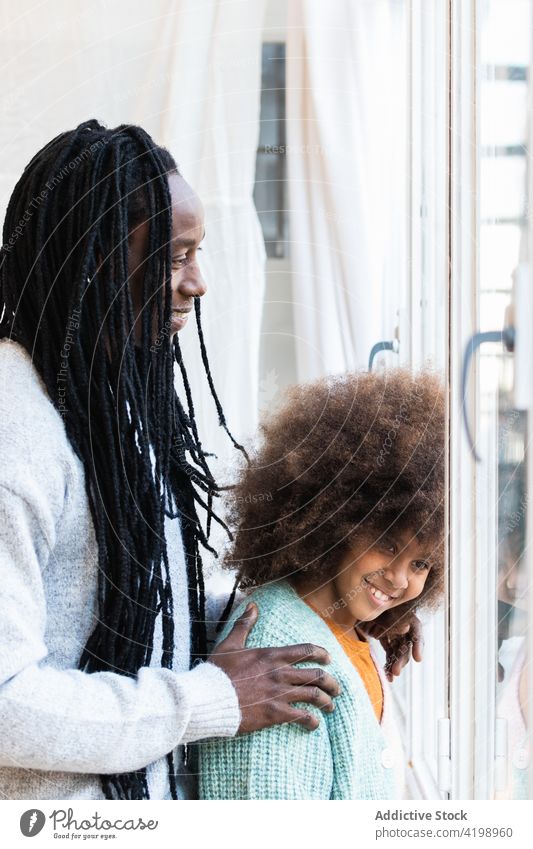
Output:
(0, 120), (420, 800)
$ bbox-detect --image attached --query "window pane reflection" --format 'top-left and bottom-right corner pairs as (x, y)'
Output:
(479, 0), (531, 799)
(497, 405), (529, 798)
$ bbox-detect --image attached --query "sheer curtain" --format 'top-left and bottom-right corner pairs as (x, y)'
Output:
(0, 0), (266, 468)
(286, 0), (406, 380)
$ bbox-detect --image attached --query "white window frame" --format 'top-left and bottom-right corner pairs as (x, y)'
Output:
(402, 0), (449, 800)
(447, 0), (522, 800)
(448, 0), (487, 800)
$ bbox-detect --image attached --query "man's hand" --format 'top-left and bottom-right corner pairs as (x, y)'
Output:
(209, 602), (341, 734)
(359, 608), (424, 682)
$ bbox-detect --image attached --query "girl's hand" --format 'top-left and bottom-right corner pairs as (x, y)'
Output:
(359, 609), (424, 681)
(209, 602), (341, 734)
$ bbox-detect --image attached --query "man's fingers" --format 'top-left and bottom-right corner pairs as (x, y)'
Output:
(285, 666), (341, 697)
(277, 642), (332, 666)
(222, 602), (258, 648)
(285, 685), (335, 713)
(287, 708), (320, 731)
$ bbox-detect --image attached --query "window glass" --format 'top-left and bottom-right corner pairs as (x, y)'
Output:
(479, 0), (531, 800)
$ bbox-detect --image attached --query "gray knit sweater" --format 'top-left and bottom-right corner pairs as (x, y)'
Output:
(0, 339), (241, 800)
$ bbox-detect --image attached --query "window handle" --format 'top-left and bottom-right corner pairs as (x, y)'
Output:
(461, 326), (515, 462)
(368, 338), (399, 371)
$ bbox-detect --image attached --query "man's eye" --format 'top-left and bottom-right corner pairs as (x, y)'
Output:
(172, 247), (202, 268)
(412, 560), (430, 571)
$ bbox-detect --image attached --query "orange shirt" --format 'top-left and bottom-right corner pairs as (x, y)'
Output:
(305, 600), (383, 722)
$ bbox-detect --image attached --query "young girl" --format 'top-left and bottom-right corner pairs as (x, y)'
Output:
(198, 368), (445, 799)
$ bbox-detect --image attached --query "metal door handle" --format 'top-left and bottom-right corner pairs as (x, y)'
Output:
(368, 339), (399, 371)
(461, 327), (515, 461)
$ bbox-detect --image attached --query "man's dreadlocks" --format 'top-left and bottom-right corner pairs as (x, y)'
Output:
(0, 119), (243, 800)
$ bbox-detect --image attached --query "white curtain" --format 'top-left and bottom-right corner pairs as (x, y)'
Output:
(286, 0), (407, 380)
(0, 0), (266, 472)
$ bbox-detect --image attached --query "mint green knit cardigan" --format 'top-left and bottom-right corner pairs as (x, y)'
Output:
(198, 580), (404, 799)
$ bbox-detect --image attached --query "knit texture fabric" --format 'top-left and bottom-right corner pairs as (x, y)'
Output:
(0, 339), (241, 800)
(198, 580), (406, 799)
(304, 597), (384, 721)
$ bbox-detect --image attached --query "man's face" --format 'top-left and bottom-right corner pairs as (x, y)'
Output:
(127, 173), (206, 345)
(328, 530), (433, 624)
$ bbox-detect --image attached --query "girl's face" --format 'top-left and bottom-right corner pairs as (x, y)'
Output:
(304, 530), (433, 626)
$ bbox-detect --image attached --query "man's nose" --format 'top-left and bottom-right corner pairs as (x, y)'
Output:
(173, 265), (207, 298)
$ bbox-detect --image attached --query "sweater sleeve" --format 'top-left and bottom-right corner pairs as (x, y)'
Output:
(0, 485), (241, 775)
(198, 682), (334, 799)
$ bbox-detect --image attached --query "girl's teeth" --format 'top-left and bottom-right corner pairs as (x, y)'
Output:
(369, 585), (390, 601)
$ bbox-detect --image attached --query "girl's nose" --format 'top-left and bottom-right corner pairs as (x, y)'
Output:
(383, 560), (409, 590)
(505, 567), (517, 590)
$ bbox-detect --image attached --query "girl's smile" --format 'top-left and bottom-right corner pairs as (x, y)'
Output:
(300, 530), (433, 628)
(363, 576), (400, 607)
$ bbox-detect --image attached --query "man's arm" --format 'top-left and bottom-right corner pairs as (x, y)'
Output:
(0, 484), (241, 774)
(0, 486), (340, 775)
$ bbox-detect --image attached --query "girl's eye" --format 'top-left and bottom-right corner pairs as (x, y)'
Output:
(412, 560), (430, 571)
(378, 540), (396, 554)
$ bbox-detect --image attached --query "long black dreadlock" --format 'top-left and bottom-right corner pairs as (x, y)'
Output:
(0, 119), (245, 800)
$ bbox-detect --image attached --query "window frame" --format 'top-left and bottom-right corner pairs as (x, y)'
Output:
(401, 0), (450, 801)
